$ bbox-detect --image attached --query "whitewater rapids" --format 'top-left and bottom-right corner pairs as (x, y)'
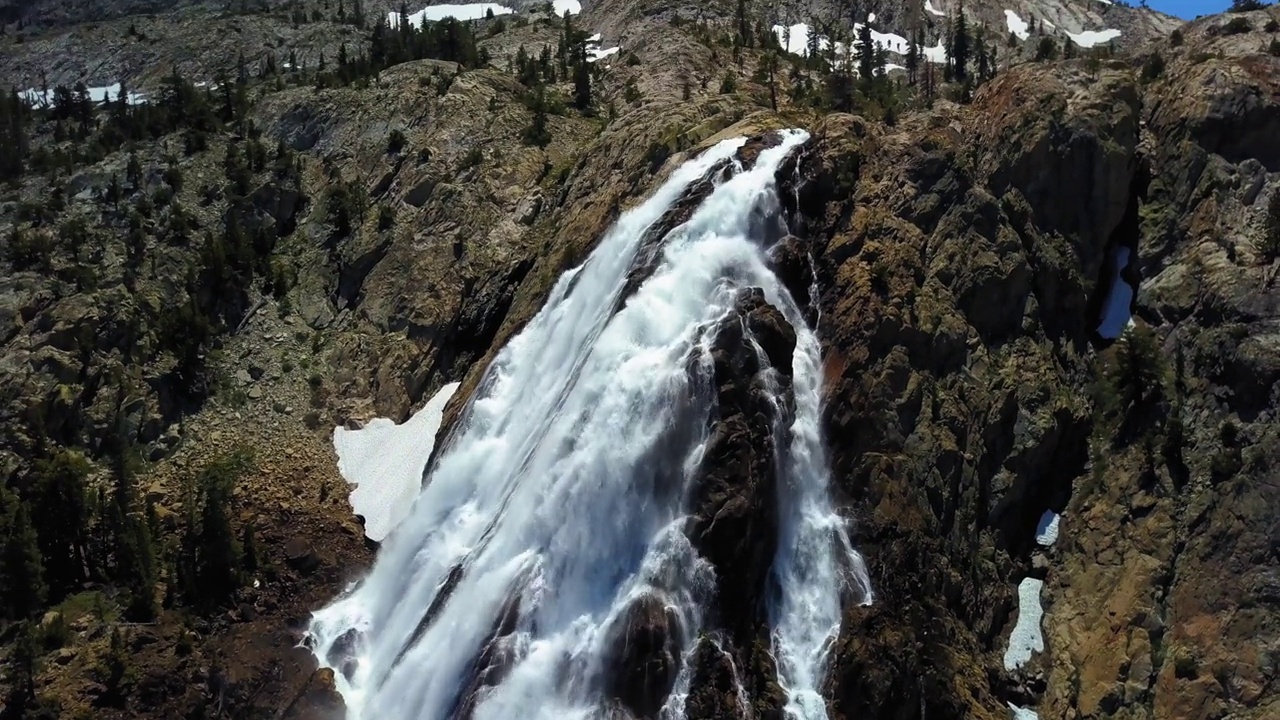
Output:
(308, 130), (871, 720)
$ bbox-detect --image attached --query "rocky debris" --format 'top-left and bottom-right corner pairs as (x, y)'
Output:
(602, 593), (683, 719)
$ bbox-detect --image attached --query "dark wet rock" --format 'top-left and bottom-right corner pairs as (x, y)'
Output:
(280, 668), (345, 720)
(686, 289), (791, 641)
(602, 593), (683, 719)
(452, 592), (522, 720)
(327, 628), (361, 683)
(768, 235), (814, 312)
(735, 131), (784, 171)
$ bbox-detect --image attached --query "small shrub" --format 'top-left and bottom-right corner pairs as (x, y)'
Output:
(461, 146), (484, 168)
(626, 53), (641, 67)
(1266, 19), (1280, 33)
(1170, 29), (1184, 47)
(1259, 190), (1280, 262)
(1141, 51), (1166, 81)
(387, 129), (406, 154)
(623, 78), (641, 103)
(1172, 646), (1199, 678)
(377, 204), (395, 230)
(719, 71), (737, 94)
(1223, 17), (1252, 35)
(1270, 37), (1280, 56)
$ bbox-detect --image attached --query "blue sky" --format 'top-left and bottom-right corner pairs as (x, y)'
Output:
(1148, 0), (1235, 19)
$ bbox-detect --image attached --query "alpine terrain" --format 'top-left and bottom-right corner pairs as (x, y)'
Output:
(0, 1), (1278, 720)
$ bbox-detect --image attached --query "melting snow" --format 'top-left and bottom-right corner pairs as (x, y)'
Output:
(333, 382), (462, 542)
(1005, 10), (1030, 41)
(584, 33), (619, 63)
(1097, 246), (1134, 339)
(589, 46), (619, 62)
(1035, 511), (1060, 546)
(925, 0), (946, 15)
(391, 3), (514, 28)
(772, 21), (925, 60)
(922, 41), (949, 63)
(1009, 703), (1040, 720)
(773, 23), (816, 56)
(552, 0), (581, 14)
(22, 82), (147, 107)
(1004, 578), (1045, 671)
(1068, 28), (1122, 47)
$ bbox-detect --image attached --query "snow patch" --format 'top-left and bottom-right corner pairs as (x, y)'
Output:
(552, 0), (581, 15)
(1004, 578), (1045, 671)
(589, 46), (620, 62)
(333, 382), (463, 542)
(1035, 511), (1060, 546)
(773, 22), (922, 60)
(391, 3), (514, 28)
(1005, 9), (1030, 41)
(772, 22), (816, 56)
(1008, 703), (1040, 720)
(1068, 28), (1122, 47)
(868, 11), (877, 22)
(1097, 246), (1134, 339)
(22, 82), (147, 107)
(925, 0), (946, 16)
(922, 41), (948, 63)
(584, 33), (619, 63)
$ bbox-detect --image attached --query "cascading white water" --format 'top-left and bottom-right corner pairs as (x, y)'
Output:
(308, 129), (871, 720)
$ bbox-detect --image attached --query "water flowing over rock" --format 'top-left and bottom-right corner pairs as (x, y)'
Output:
(308, 131), (867, 720)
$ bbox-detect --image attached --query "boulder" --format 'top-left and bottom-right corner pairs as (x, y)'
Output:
(602, 594), (683, 719)
(283, 538), (321, 575)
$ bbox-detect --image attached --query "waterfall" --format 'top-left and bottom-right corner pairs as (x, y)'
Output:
(308, 129), (871, 720)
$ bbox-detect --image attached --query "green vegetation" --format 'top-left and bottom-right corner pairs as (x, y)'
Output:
(1223, 17), (1253, 35)
(1259, 190), (1280, 262)
(1141, 51), (1166, 82)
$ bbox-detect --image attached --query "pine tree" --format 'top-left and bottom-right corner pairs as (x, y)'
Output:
(857, 22), (875, 88)
(183, 452), (250, 609)
(952, 5), (970, 80)
(906, 29), (920, 86)
(1, 490), (47, 619)
(523, 87), (552, 147)
(30, 449), (93, 600)
(4, 623), (40, 714)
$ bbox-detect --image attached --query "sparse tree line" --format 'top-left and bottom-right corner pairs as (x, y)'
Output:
(2, 47), (309, 718)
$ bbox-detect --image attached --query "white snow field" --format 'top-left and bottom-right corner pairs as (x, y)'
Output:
(333, 383), (462, 542)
